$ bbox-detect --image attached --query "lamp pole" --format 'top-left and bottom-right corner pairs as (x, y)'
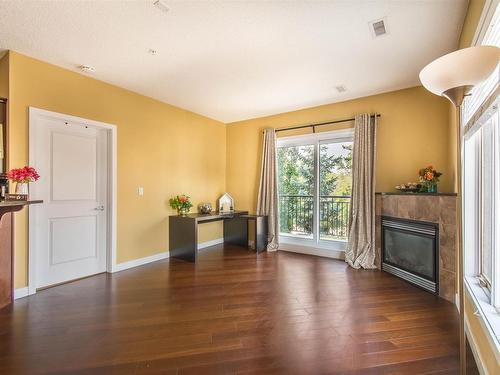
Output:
(420, 45), (499, 375)
(455, 101), (465, 375)
(444, 86), (467, 375)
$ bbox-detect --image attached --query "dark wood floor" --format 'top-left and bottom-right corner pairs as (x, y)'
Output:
(0, 245), (459, 375)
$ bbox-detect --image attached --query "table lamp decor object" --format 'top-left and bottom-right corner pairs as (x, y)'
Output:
(218, 193), (234, 214)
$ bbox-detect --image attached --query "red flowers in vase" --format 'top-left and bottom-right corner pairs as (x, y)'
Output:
(418, 165), (442, 193)
(7, 166), (40, 197)
(7, 166), (40, 183)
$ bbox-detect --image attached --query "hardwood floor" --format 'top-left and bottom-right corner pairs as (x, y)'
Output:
(0, 245), (459, 374)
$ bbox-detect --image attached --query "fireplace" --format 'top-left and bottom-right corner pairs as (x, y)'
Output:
(382, 216), (439, 294)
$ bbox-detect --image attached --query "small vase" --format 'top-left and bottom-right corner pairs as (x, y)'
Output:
(177, 207), (190, 216)
(427, 183), (438, 193)
(15, 182), (29, 196)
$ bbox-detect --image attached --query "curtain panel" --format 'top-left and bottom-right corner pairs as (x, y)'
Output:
(256, 128), (279, 251)
(345, 113), (378, 269)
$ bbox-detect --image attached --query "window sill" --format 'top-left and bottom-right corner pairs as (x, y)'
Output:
(279, 235), (346, 260)
(464, 276), (500, 363)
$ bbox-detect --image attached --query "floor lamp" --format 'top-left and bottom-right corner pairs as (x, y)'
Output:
(419, 45), (499, 374)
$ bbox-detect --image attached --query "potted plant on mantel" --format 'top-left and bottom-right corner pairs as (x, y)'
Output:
(7, 166), (40, 198)
(418, 165), (442, 193)
(169, 194), (193, 215)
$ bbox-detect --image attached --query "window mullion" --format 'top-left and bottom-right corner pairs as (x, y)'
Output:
(314, 141), (320, 244)
(492, 110), (500, 310)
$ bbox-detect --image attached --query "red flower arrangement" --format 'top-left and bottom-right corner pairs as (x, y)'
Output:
(7, 166), (40, 183)
(169, 194), (193, 215)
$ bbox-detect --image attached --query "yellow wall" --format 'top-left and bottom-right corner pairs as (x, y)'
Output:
(9, 51), (226, 288)
(460, 0), (486, 49)
(226, 86), (452, 213)
(0, 52), (9, 99)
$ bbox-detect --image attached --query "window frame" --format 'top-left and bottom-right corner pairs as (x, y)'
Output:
(276, 128), (354, 253)
(462, 86), (500, 352)
(461, 0), (500, 355)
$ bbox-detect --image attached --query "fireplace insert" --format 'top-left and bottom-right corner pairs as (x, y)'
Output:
(381, 216), (439, 294)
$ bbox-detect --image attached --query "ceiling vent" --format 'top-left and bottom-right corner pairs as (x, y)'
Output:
(154, 0), (169, 14)
(369, 18), (388, 38)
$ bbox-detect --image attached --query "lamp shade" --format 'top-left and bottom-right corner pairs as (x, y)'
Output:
(419, 46), (499, 105)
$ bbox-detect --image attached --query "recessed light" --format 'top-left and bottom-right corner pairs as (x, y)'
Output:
(148, 49), (158, 56)
(79, 65), (96, 73)
(153, 0), (169, 14)
(335, 85), (347, 93)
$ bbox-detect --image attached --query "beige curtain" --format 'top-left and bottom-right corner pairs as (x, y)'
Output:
(345, 113), (377, 269)
(256, 128), (279, 251)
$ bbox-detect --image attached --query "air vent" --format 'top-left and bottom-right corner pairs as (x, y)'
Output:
(369, 17), (388, 38)
(78, 65), (95, 73)
(335, 85), (347, 93)
(154, 0), (169, 14)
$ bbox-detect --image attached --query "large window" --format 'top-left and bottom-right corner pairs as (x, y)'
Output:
(277, 129), (353, 252)
(462, 0), (500, 350)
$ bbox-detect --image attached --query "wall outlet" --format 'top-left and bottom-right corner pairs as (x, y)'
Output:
(138, 187), (144, 196)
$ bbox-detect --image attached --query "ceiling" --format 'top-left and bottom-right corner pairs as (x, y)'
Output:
(0, 0), (468, 123)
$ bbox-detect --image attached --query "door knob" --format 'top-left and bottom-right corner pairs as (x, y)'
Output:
(94, 205), (105, 211)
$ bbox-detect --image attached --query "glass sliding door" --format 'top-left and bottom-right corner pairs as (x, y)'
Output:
(319, 141), (352, 242)
(277, 144), (315, 239)
(277, 129), (353, 254)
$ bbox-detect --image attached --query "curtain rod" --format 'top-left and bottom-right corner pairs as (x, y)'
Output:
(271, 114), (381, 134)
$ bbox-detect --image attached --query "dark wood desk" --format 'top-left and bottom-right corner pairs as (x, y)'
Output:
(169, 211), (250, 262)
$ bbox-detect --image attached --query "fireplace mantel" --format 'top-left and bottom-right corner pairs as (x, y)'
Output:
(375, 193), (457, 303)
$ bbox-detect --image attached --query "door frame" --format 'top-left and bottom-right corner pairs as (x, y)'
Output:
(276, 128), (354, 257)
(28, 107), (117, 295)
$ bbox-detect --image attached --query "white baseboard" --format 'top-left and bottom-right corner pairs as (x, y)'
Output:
(111, 239), (223, 272)
(14, 287), (29, 300)
(279, 243), (345, 260)
(112, 251), (169, 272)
(198, 238), (224, 250)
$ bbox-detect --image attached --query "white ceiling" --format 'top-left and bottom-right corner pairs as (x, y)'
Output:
(0, 0), (467, 123)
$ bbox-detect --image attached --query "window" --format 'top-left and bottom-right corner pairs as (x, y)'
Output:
(463, 3), (500, 125)
(477, 107), (497, 290)
(462, 0), (500, 348)
(277, 129), (353, 253)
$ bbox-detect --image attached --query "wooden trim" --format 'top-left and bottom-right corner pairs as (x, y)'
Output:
(0, 98), (7, 177)
(28, 107), (118, 293)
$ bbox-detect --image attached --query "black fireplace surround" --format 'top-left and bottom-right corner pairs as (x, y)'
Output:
(381, 216), (439, 294)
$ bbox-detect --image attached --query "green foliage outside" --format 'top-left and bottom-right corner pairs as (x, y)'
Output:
(277, 143), (352, 239)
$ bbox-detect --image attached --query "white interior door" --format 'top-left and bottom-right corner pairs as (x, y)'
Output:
(31, 112), (108, 289)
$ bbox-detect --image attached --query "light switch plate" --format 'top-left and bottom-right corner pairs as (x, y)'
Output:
(138, 187), (144, 196)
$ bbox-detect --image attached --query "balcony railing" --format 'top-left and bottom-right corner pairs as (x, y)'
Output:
(278, 195), (351, 241)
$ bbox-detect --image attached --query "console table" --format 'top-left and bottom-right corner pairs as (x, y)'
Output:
(169, 211), (267, 262)
(0, 200), (43, 309)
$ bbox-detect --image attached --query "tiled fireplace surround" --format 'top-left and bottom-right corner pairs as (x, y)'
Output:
(375, 192), (458, 303)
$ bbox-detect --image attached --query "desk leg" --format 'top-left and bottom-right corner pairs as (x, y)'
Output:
(169, 217), (197, 262)
(255, 217), (268, 253)
(224, 216), (248, 247)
